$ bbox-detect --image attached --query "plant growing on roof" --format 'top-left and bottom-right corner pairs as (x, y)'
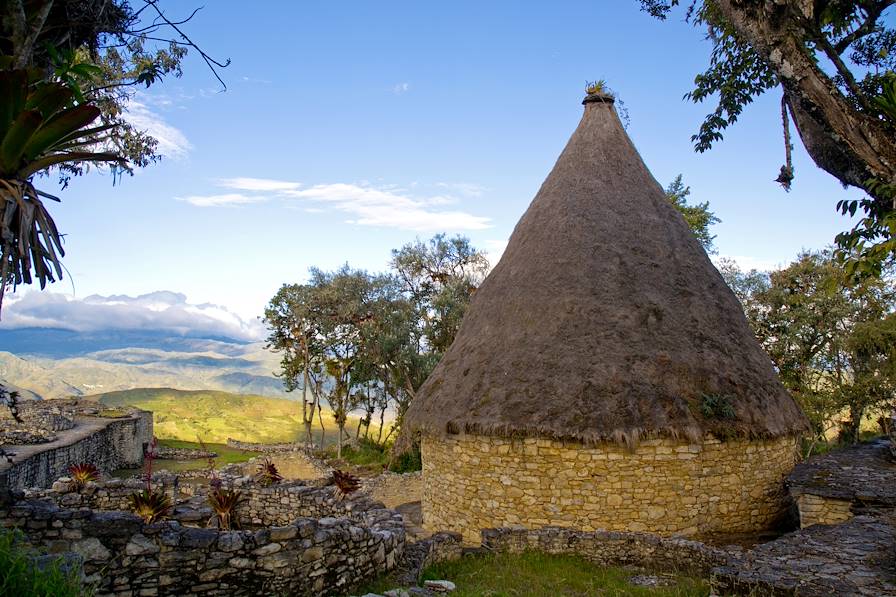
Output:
(68, 463), (100, 491)
(585, 79), (609, 95)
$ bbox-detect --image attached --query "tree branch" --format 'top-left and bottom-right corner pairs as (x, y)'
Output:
(832, 1), (894, 55)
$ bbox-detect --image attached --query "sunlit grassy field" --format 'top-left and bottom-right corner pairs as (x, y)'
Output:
(86, 387), (378, 445)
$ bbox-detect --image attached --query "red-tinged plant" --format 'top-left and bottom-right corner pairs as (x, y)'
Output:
(330, 469), (361, 500)
(68, 463), (99, 490)
(207, 487), (243, 530)
(254, 457), (283, 487)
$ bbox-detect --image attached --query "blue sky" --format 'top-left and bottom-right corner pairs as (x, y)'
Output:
(2, 1), (868, 333)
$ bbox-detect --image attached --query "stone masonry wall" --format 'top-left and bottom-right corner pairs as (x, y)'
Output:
(481, 526), (731, 576)
(795, 494), (854, 528)
(422, 433), (799, 543)
(0, 412), (153, 491)
(0, 498), (405, 597)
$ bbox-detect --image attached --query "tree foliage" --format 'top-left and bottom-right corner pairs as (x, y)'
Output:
(665, 175), (721, 252)
(720, 252), (896, 452)
(0, 0), (227, 315)
(641, 1), (896, 274)
(265, 235), (489, 459)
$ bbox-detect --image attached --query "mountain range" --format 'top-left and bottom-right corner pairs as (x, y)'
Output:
(0, 327), (294, 400)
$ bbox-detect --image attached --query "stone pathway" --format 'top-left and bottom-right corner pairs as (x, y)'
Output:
(788, 439), (896, 508)
(712, 514), (896, 596)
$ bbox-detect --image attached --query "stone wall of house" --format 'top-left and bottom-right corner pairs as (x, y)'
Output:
(0, 498), (405, 597)
(481, 526), (731, 576)
(0, 411), (153, 491)
(422, 433), (799, 543)
(795, 494), (853, 528)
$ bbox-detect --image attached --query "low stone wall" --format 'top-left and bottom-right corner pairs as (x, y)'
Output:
(1, 498), (405, 597)
(0, 411), (153, 491)
(787, 438), (895, 528)
(481, 526), (732, 576)
(795, 494), (853, 528)
(226, 438), (310, 453)
(363, 471), (422, 509)
(422, 433), (799, 543)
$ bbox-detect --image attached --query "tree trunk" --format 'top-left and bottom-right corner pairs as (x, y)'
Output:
(317, 402), (326, 450)
(377, 405), (386, 444)
(713, 1), (896, 201)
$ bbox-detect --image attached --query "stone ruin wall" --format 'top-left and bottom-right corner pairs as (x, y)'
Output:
(0, 411), (153, 491)
(1, 496), (404, 597)
(795, 494), (853, 528)
(482, 526), (731, 577)
(422, 433), (799, 543)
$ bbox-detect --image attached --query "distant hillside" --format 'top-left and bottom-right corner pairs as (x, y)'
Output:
(89, 388), (325, 443)
(0, 326), (295, 400)
(0, 328), (250, 359)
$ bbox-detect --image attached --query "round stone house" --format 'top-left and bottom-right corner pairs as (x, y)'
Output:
(403, 92), (809, 544)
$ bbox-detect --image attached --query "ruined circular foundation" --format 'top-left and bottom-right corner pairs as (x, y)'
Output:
(421, 433), (799, 544)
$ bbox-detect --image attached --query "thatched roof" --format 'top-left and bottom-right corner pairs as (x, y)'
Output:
(404, 93), (809, 445)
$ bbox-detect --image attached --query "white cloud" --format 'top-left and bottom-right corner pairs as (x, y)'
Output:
(283, 183), (491, 231)
(176, 193), (266, 207)
(0, 291), (264, 341)
(392, 82), (410, 95)
(217, 177), (302, 192)
(125, 101), (192, 158)
(713, 254), (784, 273)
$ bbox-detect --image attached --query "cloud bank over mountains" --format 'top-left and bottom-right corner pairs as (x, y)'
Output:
(0, 291), (265, 342)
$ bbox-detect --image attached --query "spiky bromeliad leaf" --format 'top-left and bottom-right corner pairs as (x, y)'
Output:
(0, 69), (126, 316)
(330, 469), (361, 500)
(129, 489), (172, 524)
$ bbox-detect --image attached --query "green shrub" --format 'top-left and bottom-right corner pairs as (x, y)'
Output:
(0, 528), (85, 597)
(389, 443), (422, 473)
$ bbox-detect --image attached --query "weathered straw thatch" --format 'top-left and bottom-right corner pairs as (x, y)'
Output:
(404, 93), (809, 446)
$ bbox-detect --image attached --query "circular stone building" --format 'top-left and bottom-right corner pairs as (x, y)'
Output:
(403, 92), (810, 544)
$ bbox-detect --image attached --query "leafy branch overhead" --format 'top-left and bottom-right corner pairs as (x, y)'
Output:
(0, 1), (228, 316)
(640, 1), (896, 271)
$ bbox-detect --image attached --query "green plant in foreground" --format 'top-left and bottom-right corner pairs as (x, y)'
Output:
(0, 528), (84, 597)
(0, 66), (124, 312)
(254, 457), (283, 487)
(68, 463), (100, 491)
(207, 487), (243, 530)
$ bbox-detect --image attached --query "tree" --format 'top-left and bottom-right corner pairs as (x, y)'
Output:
(0, 1), (228, 314)
(641, 1), (896, 275)
(721, 252), (896, 451)
(391, 234), (489, 354)
(264, 283), (327, 446)
(665, 174), (721, 252)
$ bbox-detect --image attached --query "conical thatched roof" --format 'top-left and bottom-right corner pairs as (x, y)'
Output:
(404, 93), (809, 445)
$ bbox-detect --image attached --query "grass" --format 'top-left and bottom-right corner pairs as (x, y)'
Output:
(319, 437), (422, 474)
(0, 528), (85, 597)
(86, 387), (366, 445)
(357, 551), (710, 596)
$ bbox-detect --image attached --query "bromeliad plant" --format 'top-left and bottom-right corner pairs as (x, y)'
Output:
(207, 487), (244, 531)
(254, 457), (283, 487)
(129, 437), (171, 524)
(330, 469), (361, 500)
(0, 66), (124, 314)
(68, 463), (100, 491)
